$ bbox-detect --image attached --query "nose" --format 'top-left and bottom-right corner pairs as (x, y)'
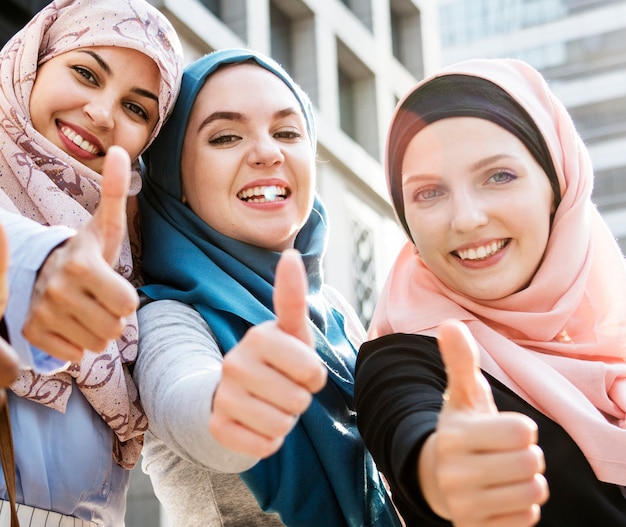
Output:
(449, 190), (488, 232)
(247, 135), (284, 167)
(84, 98), (114, 130)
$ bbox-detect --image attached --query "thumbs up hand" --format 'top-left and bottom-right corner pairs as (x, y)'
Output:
(22, 146), (139, 363)
(418, 320), (549, 527)
(210, 249), (327, 458)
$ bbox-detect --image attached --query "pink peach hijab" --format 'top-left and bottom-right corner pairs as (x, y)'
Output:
(370, 58), (626, 485)
(0, 0), (182, 468)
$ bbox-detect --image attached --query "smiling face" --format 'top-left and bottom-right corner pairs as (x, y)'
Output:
(29, 46), (161, 173)
(401, 117), (555, 301)
(180, 63), (315, 252)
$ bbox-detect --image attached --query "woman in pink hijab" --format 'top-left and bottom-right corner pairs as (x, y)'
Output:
(0, 0), (182, 525)
(354, 58), (626, 527)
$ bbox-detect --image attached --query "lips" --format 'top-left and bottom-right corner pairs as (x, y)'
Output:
(59, 125), (102, 155)
(237, 185), (289, 203)
(454, 239), (508, 261)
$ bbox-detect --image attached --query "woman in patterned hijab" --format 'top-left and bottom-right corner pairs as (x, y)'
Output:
(0, 0), (182, 525)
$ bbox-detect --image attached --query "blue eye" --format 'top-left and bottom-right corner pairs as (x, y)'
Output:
(489, 170), (516, 184)
(413, 187), (443, 202)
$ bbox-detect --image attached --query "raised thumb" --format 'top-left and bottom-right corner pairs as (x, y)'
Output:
(91, 146), (131, 265)
(438, 319), (497, 414)
(274, 249), (313, 347)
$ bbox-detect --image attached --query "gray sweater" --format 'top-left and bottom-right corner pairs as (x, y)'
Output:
(135, 289), (366, 526)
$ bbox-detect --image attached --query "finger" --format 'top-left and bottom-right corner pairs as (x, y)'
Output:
(442, 441), (545, 489)
(92, 145), (131, 265)
(482, 504), (543, 527)
(23, 249), (137, 359)
(24, 295), (125, 352)
(57, 253), (138, 318)
(18, 330), (82, 363)
(209, 412), (286, 459)
(467, 474), (549, 520)
(213, 373), (302, 439)
(274, 249), (313, 346)
(437, 412), (540, 456)
(229, 324), (327, 395)
(438, 319), (497, 414)
(222, 344), (315, 414)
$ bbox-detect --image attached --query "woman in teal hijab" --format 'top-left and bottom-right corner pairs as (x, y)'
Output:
(134, 48), (401, 527)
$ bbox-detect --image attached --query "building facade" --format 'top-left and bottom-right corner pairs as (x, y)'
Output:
(438, 0), (626, 250)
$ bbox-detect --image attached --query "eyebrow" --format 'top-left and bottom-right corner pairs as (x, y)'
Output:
(77, 49), (159, 104)
(79, 50), (111, 75)
(470, 154), (519, 171)
(403, 153), (521, 183)
(196, 107), (301, 134)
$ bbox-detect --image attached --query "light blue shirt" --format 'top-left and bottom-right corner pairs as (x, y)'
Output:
(0, 210), (129, 526)
(1, 208), (72, 371)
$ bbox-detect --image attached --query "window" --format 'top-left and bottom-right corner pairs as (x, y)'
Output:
(569, 96), (626, 144)
(199, 0), (247, 40)
(390, 0), (424, 78)
(351, 218), (377, 328)
(337, 39), (379, 159)
(339, 0), (373, 32)
(439, 0), (566, 46)
(270, 0), (318, 106)
(593, 166), (626, 211)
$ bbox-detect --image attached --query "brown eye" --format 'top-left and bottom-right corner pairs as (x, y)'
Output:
(209, 134), (241, 145)
(72, 66), (98, 85)
(124, 102), (149, 121)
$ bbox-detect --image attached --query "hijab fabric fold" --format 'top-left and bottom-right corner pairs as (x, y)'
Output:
(0, 0), (183, 467)
(371, 58), (626, 485)
(139, 49), (400, 526)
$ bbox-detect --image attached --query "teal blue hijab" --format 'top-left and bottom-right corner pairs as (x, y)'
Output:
(138, 49), (400, 527)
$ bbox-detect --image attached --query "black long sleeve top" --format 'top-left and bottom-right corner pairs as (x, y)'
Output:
(354, 333), (626, 526)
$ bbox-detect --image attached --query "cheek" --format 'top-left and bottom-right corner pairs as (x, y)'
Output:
(406, 210), (448, 262)
(124, 125), (153, 157)
(408, 226), (432, 257)
(293, 156), (315, 198)
(28, 85), (48, 129)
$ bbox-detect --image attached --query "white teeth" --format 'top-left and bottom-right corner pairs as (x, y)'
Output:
(237, 185), (287, 203)
(60, 126), (100, 155)
(456, 240), (506, 261)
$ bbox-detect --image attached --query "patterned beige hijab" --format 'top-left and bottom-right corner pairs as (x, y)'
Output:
(371, 58), (626, 485)
(0, 0), (183, 468)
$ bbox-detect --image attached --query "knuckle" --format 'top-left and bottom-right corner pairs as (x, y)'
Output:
(63, 256), (92, 277)
(520, 444), (545, 475)
(255, 436), (283, 459)
(269, 413), (295, 438)
(89, 337), (110, 353)
(221, 355), (245, 379)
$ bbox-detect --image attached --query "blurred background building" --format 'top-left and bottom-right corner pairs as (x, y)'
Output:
(1, 0), (626, 525)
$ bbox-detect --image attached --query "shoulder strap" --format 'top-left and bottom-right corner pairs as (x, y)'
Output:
(0, 392), (20, 527)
